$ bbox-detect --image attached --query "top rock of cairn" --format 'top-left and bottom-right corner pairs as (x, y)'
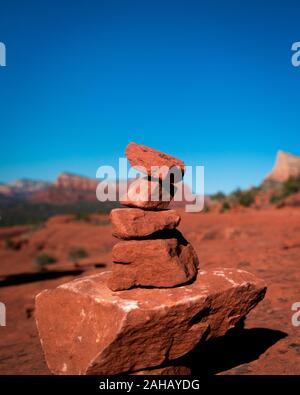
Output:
(126, 142), (185, 180)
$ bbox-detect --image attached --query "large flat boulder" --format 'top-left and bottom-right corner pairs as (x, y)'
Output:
(35, 269), (266, 375)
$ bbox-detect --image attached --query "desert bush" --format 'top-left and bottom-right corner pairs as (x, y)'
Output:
(35, 253), (57, 272)
(93, 218), (110, 225)
(269, 175), (300, 204)
(74, 213), (91, 222)
(269, 192), (283, 204)
(220, 201), (230, 213)
(5, 238), (17, 250)
(281, 175), (300, 197)
(68, 247), (88, 262)
(230, 188), (256, 207)
(210, 191), (226, 201)
(202, 205), (210, 213)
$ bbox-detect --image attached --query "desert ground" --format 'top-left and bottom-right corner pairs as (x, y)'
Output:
(0, 207), (300, 374)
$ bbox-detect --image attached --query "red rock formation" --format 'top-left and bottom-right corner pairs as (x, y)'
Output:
(264, 150), (300, 183)
(55, 173), (98, 191)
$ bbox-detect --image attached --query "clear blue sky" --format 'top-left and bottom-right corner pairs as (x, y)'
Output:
(0, 0), (299, 194)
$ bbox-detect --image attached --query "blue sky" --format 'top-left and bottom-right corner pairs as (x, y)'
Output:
(0, 0), (299, 194)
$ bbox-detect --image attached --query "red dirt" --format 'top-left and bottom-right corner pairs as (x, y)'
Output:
(0, 208), (300, 374)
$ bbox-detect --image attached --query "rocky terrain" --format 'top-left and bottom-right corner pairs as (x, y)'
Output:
(0, 207), (300, 374)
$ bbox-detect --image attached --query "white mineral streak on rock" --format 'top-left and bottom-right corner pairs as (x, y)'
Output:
(119, 300), (139, 312)
(212, 270), (239, 286)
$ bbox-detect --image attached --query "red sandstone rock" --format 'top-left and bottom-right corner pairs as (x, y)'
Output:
(35, 269), (266, 375)
(126, 142), (185, 180)
(110, 208), (181, 239)
(120, 177), (176, 210)
(108, 234), (198, 290)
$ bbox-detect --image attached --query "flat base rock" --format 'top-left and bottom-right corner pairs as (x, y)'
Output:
(110, 208), (181, 239)
(35, 268), (266, 375)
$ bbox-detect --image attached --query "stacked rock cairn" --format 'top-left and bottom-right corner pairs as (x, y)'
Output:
(108, 142), (198, 292)
(35, 143), (267, 375)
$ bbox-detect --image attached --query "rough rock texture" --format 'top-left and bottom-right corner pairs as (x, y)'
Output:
(120, 177), (176, 210)
(126, 142), (185, 180)
(35, 269), (266, 375)
(110, 208), (181, 239)
(264, 150), (300, 183)
(108, 234), (199, 290)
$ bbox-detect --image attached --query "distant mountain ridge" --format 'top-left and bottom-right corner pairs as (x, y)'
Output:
(0, 173), (99, 204)
(0, 172), (196, 205)
(0, 178), (51, 198)
(2, 150), (299, 206)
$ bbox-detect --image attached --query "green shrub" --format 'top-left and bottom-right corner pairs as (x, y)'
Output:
(94, 219), (110, 225)
(5, 238), (17, 250)
(220, 201), (230, 213)
(35, 253), (57, 271)
(210, 191), (226, 201)
(269, 192), (283, 204)
(74, 213), (90, 222)
(230, 188), (256, 207)
(68, 247), (88, 262)
(239, 190), (255, 207)
(281, 175), (300, 197)
(203, 205), (210, 213)
(269, 175), (300, 204)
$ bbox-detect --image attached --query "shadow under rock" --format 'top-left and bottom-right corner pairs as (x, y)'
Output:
(178, 324), (288, 375)
(0, 269), (86, 287)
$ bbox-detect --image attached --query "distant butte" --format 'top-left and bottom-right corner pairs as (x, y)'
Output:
(264, 150), (300, 184)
